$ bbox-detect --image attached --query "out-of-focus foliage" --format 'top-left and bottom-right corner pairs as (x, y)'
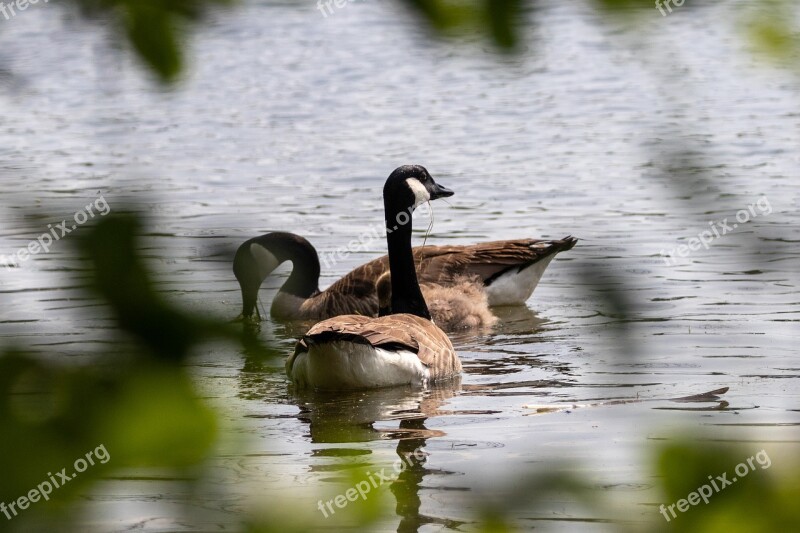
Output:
(402, 0), (523, 49)
(244, 464), (390, 533)
(44, 0), (798, 83)
(593, 0), (659, 10)
(0, 213), (261, 531)
(650, 442), (800, 533)
(464, 440), (800, 533)
(743, 0), (800, 64)
(79, 214), (237, 362)
(71, 0), (234, 81)
(597, 0), (800, 69)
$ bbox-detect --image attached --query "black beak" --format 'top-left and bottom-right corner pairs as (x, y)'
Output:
(430, 182), (454, 200)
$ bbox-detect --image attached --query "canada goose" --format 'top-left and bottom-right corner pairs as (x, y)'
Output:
(233, 234), (577, 323)
(376, 272), (497, 332)
(286, 165), (460, 389)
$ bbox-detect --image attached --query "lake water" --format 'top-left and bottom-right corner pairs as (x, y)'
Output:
(1, 0), (798, 531)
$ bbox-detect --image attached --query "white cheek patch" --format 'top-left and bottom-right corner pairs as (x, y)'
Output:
(405, 178), (430, 208)
(249, 243), (280, 279)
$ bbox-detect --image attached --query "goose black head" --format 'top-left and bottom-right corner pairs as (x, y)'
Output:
(383, 165), (454, 214)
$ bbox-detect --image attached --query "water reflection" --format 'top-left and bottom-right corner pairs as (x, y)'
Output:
(289, 382), (463, 443)
(287, 382), (477, 531)
(390, 417), (466, 533)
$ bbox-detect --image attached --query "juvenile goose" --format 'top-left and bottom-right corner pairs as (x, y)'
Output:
(233, 233), (577, 322)
(376, 272), (497, 332)
(286, 165), (460, 389)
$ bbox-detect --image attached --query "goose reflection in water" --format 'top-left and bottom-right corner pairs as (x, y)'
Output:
(290, 382), (478, 532)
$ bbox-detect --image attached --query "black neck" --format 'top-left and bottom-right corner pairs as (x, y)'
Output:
(250, 233), (320, 299)
(384, 200), (430, 320)
(279, 238), (321, 298)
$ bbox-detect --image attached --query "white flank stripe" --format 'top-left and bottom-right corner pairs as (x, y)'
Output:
(485, 255), (556, 306)
(290, 341), (429, 389)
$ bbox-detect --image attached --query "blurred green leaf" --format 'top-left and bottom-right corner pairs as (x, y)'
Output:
(593, 0), (655, 11)
(0, 211), (276, 530)
(98, 366), (217, 467)
(402, 0), (523, 50)
(71, 0), (233, 83)
(739, 0), (799, 65)
(654, 441), (800, 532)
(485, 0), (520, 49)
(78, 213), (241, 362)
(124, 3), (183, 81)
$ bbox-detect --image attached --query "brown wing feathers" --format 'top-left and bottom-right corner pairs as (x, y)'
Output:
(295, 237), (577, 319)
(299, 256), (389, 318)
(287, 238), (577, 381)
(414, 237), (578, 286)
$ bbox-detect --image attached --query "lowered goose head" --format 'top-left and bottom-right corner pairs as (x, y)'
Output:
(233, 232), (321, 320)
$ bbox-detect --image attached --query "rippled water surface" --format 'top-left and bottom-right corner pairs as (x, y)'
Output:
(1, 1), (798, 531)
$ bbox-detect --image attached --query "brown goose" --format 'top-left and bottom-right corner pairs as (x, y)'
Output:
(233, 233), (577, 323)
(287, 165), (460, 389)
(376, 272), (498, 332)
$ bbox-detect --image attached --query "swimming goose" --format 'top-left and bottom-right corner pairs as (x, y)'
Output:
(286, 165), (461, 389)
(376, 272), (498, 332)
(233, 233), (577, 322)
